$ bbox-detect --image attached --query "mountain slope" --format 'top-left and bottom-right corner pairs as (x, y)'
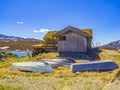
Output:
(0, 34), (41, 50)
(0, 34), (24, 40)
(0, 39), (41, 51)
(103, 40), (120, 49)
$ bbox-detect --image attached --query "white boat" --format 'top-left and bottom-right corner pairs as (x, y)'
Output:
(38, 58), (75, 68)
(10, 61), (52, 73)
(71, 60), (118, 72)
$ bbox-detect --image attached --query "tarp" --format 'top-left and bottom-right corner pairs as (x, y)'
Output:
(10, 61), (52, 73)
(71, 60), (118, 72)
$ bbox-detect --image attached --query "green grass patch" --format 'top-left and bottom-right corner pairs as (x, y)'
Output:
(0, 83), (19, 90)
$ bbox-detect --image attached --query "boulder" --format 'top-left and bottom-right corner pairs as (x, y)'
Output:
(103, 70), (120, 90)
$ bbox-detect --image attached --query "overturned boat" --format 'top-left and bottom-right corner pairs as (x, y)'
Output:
(10, 61), (52, 73)
(38, 58), (75, 68)
(71, 60), (118, 73)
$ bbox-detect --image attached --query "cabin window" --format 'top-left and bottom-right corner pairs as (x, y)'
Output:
(59, 36), (66, 41)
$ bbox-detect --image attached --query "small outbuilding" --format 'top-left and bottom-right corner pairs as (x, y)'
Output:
(54, 26), (92, 53)
(32, 44), (57, 56)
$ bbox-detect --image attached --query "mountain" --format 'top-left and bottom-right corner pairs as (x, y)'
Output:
(0, 34), (41, 50)
(0, 34), (24, 40)
(102, 40), (120, 49)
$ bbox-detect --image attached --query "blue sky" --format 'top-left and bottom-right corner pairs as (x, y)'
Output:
(0, 0), (120, 45)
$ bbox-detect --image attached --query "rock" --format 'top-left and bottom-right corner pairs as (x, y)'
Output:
(0, 52), (5, 61)
(103, 70), (120, 90)
(111, 70), (120, 82)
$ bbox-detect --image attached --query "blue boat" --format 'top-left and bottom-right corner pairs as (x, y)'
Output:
(71, 60), (118, 72)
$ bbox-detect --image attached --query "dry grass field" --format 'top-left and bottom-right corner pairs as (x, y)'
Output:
(0, 49), (120, 90)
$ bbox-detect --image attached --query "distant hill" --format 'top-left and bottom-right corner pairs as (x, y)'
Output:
(0, 34), (41, 51)
(0, 34), (24, 40)
(101, 40), (120, 49)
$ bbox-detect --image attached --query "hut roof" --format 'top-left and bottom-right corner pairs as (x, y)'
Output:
(54, 26), (92, 38)
(82, 29), (92, 37)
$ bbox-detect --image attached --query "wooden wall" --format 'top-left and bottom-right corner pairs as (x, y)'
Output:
(58, 31), (89, 53)
(32, 46), (57, 56)
(87, 38), (92, 50)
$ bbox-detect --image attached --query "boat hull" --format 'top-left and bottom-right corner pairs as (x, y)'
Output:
(10, 61), (52, 73)
(71, 60), (118, 72)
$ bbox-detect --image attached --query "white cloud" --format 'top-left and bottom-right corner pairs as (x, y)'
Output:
(17, 21), (24, 24)
(33, 29), (50, 33)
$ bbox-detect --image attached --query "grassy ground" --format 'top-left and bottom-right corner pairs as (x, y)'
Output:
(0, 49), (120, 90)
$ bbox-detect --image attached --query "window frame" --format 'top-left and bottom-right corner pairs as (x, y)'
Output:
(59, 36), (66, 41)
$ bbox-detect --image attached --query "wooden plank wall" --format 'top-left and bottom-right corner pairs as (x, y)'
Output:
(87, 38), (92, 50)
(58, 31), (88, 53)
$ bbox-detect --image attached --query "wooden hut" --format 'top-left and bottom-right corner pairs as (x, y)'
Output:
(54, 26), (92, 53)
(32, 26), (92, 56)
